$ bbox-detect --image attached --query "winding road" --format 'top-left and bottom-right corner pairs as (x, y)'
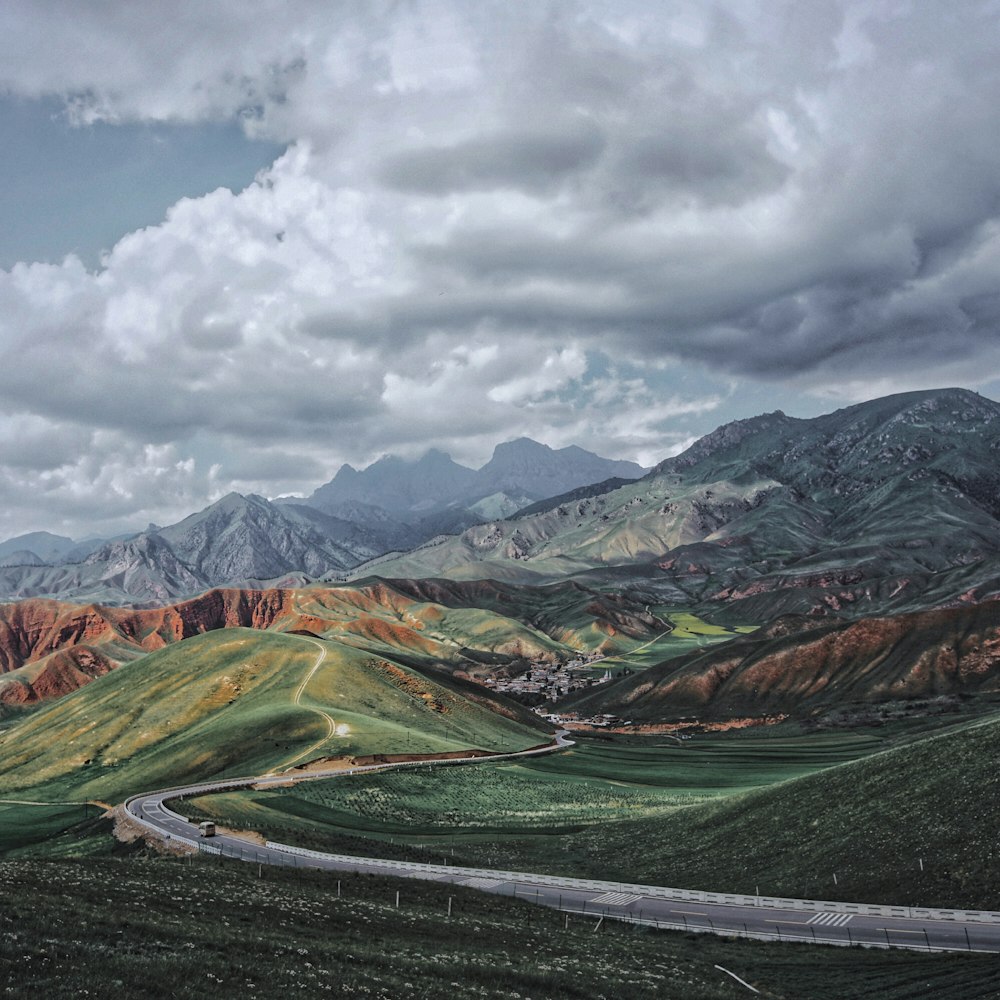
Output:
(124, 731), (1000, 955)
(274, 638), (336, 771)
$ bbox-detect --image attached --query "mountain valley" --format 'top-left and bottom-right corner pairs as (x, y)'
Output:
(6, 388), (1000, 992)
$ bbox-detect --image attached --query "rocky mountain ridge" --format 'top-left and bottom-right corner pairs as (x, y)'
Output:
(358, 388), (1000, 618)
(301, 437), (645, 539)
(0, 438), (644, 605)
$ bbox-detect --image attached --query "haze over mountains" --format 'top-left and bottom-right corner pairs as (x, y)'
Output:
(0, 438), (644, 605)
(366, 388), (1000, 618)
(3, 388), (1000, 620)
(301, 437), (645, 525)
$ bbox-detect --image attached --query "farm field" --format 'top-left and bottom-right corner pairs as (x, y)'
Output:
(585, 609), (755, 673)
(5, 855), (1000, 1000)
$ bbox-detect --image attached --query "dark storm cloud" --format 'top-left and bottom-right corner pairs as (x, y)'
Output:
(379, 123), (605, 195)
(4, 1), (1000, 537)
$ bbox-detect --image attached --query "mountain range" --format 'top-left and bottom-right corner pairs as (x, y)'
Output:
(361, 388), (1000, 618)
(6, 388), (1000, 756)
(3, 388), (1000, 619)
(0, 438), (643, 605)
(299, 437), (645, 530)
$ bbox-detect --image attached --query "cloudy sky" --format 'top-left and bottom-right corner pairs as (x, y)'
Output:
(2, 0), (1000, 540)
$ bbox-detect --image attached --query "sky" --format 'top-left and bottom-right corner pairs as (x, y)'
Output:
(2, 0), (1000, 540)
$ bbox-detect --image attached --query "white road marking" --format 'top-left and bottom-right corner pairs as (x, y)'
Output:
(807, 912), (854, 927)
(590, 891), (642, 906)
(461, 877), (506, 889)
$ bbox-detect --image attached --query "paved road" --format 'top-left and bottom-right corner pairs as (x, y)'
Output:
(124, 733), (1000, 954)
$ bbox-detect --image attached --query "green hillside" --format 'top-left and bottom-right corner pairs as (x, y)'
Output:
(353, 390), (1000, 620)
(189, 715), (1000, 911)
(182, 728), (882, 864)
(0, 628), (544, 811)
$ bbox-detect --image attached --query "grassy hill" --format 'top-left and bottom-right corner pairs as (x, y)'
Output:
(188, 713), (1000, 911)
(0, 580), (685, 705)
(0, 629), (544, 811)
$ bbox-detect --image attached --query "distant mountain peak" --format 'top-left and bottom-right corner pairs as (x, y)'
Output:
(303, 437), (643, 527)
(485, 437), (553, 467)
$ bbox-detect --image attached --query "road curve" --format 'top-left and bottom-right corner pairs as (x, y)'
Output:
(124, 732), (1000, 954)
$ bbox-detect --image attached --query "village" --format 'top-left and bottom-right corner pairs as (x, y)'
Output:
(480, 654), (612, 701)
(478, 655), (646, 729)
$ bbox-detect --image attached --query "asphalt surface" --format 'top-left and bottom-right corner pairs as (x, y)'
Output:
(124, 733), (1000, 953)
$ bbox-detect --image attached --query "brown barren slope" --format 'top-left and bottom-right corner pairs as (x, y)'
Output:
(0, 579), (660, 704)
(567, 600), (1000, 722)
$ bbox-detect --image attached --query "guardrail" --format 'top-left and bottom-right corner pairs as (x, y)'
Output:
(263, 840), (1000, 925)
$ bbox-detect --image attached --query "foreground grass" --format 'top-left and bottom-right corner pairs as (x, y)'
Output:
(3, 854), (1000, 1000)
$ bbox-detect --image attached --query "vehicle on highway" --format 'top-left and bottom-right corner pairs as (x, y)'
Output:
(198, 821), (216, 838)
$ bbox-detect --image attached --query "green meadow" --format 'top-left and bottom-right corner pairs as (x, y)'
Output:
(185, 715), (1000, 911)
(581, 608), (754, 673)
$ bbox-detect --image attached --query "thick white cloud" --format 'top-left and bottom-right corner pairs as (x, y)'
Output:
(1, 1), (1000, 536)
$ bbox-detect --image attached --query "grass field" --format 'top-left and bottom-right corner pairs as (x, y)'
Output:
(4, 854), (1000, 1000)
(182, 726), (889, 874)
(585, 609), (754, 672)
(185, 714), (1000, 910)
(0, 801), (95, 854)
